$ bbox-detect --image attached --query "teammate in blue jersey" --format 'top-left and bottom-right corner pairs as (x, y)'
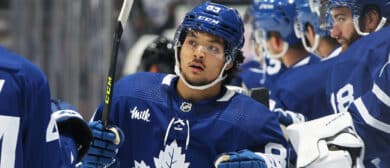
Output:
(285, 59), (390, 168)
(345, 58), (390, 167)
(293, 0), (341, 60)
(80, 1), (290, 168)
(251, 0), (320, 111)
(0, 45), (67, 167)
(327, 0), (390, 114)
(284, 1), (390, 167)
(262, 57), (288, 100)
(268, 0), (342, 126)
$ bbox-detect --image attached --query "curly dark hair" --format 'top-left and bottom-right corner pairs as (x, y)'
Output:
(223, 50), (244, 85)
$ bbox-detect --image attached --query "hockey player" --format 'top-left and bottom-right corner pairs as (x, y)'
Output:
(294, 0), (341, 59)
(81, 1), (290, 168)
(344, 58), (390, 167)
(0, 45), (67, 167)
(327, 0), (390, 114)
(286, 62), (390, 167)
(329, 0), (388, 52)
(251, 0), (320, 111)
(137, 36), (175, 74)
(285, 1), (390, 167)
(268, 0), (342, 125)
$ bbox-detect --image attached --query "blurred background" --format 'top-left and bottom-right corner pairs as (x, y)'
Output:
(0, 0), (250, 120)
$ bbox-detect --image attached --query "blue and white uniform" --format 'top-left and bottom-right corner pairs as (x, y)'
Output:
(347, 56), (390, 168)
(0, 46), (64, 167)
(327, 26), (390, 113)
(272, 53), (339, 125)
(92, 72), (290, 168)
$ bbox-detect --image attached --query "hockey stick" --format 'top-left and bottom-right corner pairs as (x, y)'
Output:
(102, 0), (134, 129)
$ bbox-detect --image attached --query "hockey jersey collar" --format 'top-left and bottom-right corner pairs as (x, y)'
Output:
(161, 74), (235, 103)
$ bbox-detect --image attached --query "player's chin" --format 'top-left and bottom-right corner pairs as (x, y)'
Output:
(189, 80), (210, 86)
(184, 75), (210, 86)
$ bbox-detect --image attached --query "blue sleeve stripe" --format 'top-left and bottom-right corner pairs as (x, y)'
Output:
(354, 97), (390, 134)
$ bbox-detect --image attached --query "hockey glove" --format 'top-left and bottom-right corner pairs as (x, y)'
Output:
(215, 149), (281, 168)
(79, 121), (124, 168)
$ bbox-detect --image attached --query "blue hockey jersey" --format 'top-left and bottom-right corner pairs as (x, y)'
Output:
(92, 72), (290, 168)
(269, 54), (320, 110)
(0, 46), (63, 167)
(327, 26), (390, 113)
(264, 57), (288, 93)
(347, 59), (390, 168)
(272, 55), (338, 124)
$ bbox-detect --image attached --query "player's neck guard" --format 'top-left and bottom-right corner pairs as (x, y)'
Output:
(353, 16), (387, 36)
(301, 34), (320, 55)
(265, 40), (289, 59)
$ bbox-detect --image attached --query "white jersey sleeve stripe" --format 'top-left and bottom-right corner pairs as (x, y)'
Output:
(354, 97), (390, 134)
(372, 83), (390, 107)
(379, 52), (390, 77)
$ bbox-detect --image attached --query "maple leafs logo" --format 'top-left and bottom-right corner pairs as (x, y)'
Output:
(133, 160), (151, 168)
(153, 140), (190, 168)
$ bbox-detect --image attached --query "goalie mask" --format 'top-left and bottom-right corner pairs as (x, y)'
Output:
(328, 0), (388, 36)
(174, 1), (244, 90)
(252, 0), (301, 59)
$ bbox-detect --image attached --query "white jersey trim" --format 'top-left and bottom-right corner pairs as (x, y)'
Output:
(379, 52), (390, 77)
(249, 68), (265, 74)
(292, 56), (310, 68)
(354, 97), (390, 134)
(217, 88), (235, 102)
(373, 83), (390, 107)
(162, 74), (176, 86)
(322, 47), (342, 61)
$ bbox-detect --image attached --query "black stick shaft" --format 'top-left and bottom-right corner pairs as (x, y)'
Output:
(102, 23), (123, 128)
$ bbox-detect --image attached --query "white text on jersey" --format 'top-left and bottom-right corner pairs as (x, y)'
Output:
(130, 106), (151, 122)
